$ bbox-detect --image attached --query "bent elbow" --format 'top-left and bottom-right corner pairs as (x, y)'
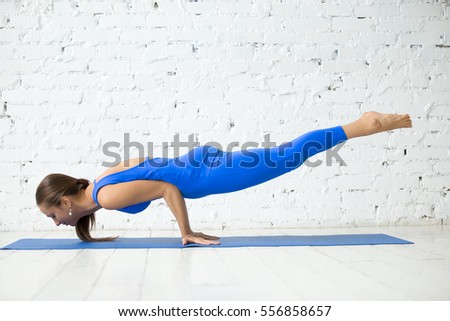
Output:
(163, 184), (179, 199)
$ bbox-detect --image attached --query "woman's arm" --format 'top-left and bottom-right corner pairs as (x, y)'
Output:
(163, 185), (220, 246)
(162, 185), (193, 237)
(97, 180), (220, 245)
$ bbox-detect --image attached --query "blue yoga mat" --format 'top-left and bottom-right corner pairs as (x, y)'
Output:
(1, 234), (413, 250)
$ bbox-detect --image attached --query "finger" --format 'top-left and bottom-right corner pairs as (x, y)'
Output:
(202, 238), (221, 245)
(196, 237), (212, 245)
(194, 232), (219, 240)
(199, 233), (220, 240)
(205, 235), (220, 240)
(195, 237), (221, 245)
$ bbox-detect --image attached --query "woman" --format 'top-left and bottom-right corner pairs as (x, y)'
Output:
(36, 111), (412, 246)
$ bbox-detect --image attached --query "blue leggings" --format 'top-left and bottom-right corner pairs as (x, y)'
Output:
(168, 125), (348, 198)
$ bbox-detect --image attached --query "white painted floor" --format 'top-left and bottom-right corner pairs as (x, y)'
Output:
(0, 225), (449, 301)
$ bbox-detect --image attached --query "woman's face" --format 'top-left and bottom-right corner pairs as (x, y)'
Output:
(39, 203), (76, 227)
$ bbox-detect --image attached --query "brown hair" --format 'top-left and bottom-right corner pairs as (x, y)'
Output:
(35, 173), (117, 242)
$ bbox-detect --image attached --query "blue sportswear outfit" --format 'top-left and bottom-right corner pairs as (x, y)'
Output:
(92, 126), (348, 213)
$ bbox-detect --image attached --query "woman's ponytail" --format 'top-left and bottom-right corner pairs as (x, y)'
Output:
(75, 212), (117, 242)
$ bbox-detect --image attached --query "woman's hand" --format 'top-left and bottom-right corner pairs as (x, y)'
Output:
(182, 232), (221, 246)
(162, 186), (220, 246)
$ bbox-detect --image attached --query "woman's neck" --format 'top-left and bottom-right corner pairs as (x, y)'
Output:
(73, 184), (103, 218)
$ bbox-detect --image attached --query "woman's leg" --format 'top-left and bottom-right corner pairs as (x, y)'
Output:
(202, 124), (347, 195)
(196, 111), (412, 196)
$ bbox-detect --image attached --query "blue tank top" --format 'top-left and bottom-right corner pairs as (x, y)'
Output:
(92, 157), (154, 214)
(91, 146), (223, 214)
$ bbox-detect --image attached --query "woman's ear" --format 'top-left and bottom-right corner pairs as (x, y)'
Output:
(60, 196), (71, 208)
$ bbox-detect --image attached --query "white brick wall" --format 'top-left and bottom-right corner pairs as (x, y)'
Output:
(0, 0), (449, 232)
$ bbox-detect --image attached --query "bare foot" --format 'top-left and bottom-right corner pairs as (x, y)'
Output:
(361, 111), (412, 134)
(342, 111), (412, 139)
